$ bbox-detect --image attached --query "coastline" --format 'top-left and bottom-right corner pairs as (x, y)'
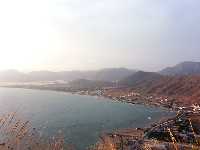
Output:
(0, 85), (175, 112)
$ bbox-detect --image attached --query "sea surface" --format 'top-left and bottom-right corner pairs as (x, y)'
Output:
(0, 87), (174, 149)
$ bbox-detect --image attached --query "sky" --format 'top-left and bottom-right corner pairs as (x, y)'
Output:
(0, 0), (200, 72)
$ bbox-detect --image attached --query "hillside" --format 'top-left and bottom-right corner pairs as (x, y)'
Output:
(0, 70), (26, 82)
(118, 71), (200, 104)
(119, 71), (164, 87)
(160, 61), (200, 76)
(145, 75), (200, 104)
(93, 68), (136, 81)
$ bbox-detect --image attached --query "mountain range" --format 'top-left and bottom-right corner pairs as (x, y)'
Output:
(1, 61), (200, 104)
(160, 61), (200, 76)
(0, 68), (136, 82)
(0, 62), (200, 82)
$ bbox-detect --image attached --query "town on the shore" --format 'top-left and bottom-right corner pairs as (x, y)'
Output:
(1, 81), (200, 149)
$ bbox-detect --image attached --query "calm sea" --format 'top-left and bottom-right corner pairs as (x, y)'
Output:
(0, 87), (174, 149)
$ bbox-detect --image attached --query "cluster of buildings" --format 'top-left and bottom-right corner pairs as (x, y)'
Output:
(101, 111), (200, 150)
(145, 111), (200, 145)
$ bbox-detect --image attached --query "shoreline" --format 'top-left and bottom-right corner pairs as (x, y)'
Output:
(0, 85), (175, 112)
(98, 111), (200, 149)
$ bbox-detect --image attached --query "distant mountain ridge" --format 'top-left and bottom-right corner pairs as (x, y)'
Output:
(1, 61), (200, 104)
(160, 61), (200, 76)
(0, 68), (136, 82)
(1, 61), (200, 83)
(93, 68), (135, 81)
(119, 71), (164, 87)
(68, 79), (114, 90)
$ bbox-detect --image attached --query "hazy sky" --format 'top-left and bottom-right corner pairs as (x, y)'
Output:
(0, 0), (200, 71)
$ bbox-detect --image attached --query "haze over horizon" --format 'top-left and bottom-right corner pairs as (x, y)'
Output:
(0, 0), (200, 72)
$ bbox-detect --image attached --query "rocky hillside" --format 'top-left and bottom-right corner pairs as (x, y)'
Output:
(119, 71), (164, 87)
(145, 75), (200, 104)
(160, 61), (200, 76)
(119, 71), (200, 104)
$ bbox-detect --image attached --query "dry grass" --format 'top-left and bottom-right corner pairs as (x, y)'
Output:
(1, 112), (200, 150)
(0, 112), (65, 150)
(92, 118), (200, 150)
(91, 136), (116, 150)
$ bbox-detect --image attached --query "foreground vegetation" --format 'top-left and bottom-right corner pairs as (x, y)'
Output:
(1, 111), (200, 150)
(94, 111), (200, 150)
(0, 113), (67, 150)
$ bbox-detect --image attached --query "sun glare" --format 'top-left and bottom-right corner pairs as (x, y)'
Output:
(0, 0), (65, 71)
